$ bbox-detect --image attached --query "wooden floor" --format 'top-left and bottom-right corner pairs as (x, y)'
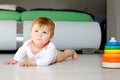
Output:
(0, 53), (120, 80)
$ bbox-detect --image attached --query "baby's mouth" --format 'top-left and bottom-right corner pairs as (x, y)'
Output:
(37, 38), (41, 40)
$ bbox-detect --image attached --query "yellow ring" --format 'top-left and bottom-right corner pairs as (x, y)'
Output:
(104, 50), (120, 54)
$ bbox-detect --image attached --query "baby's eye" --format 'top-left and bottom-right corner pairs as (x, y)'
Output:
(43, 31), (48, 34)
(35, 30), (39, 32)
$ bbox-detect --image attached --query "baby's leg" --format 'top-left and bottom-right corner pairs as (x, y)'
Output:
(56, 49), (78, 62)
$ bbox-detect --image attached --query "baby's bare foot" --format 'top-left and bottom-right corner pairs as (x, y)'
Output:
(72, 50), (78, 61)
(64, 49), (78, 61)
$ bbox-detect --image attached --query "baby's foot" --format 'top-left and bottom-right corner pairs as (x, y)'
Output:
(72, 50), (78, 61)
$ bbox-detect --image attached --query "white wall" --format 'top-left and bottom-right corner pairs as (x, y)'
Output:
(107, 0), (120, 41)
(0, 0), (106, 16)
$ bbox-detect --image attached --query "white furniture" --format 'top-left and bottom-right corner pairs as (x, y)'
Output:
(23, 21), (101, 50)
(0, 20), (17, 50)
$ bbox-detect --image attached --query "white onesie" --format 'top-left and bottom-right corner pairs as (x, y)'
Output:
(13, 39), (57, 66)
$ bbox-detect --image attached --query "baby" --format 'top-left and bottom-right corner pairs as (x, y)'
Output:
(4, 17), (78, 67)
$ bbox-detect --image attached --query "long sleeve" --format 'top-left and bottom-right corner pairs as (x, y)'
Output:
(13, 46), (27, 62)
(13, 40), (31, 62)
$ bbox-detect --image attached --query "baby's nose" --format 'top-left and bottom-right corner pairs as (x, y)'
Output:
(38, 33), (42, 37)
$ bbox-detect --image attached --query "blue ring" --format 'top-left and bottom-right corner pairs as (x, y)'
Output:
(106, 42), (120, 46)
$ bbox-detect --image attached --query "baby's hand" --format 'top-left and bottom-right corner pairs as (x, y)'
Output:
(20, 59), (37, 67)
(4, 59), (18, 65)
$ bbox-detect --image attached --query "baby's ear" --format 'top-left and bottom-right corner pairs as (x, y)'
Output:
(50, 35), (53, 39)
(50, 34), (54, 39)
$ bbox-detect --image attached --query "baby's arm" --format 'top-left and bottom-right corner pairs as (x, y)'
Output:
(4, 44), (27, 65)
(20, 59), (37, 67)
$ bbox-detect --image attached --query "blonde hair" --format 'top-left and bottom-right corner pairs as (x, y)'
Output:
(31, 17), (55, 37)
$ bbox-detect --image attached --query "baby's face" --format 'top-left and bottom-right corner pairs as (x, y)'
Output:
(31, 24), (52, 45)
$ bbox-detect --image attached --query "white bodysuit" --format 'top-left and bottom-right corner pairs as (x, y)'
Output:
(13, 39), (57, 66)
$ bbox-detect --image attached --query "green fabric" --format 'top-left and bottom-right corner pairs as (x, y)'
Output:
(0, 11), (21, 21)
(21, 11), (93, 21)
